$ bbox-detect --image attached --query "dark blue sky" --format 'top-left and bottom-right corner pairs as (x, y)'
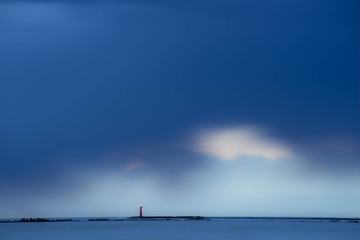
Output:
(0, 0), (359, 218)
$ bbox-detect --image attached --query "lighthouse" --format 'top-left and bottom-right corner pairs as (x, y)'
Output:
(139, 205), (143, 217)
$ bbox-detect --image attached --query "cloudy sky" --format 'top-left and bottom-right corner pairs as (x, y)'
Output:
(0, 0), (359, 218)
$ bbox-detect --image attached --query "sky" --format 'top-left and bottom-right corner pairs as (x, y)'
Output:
(0, 0), (359, 218)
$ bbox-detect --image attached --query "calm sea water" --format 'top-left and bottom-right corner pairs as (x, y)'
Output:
(1, 220), (359, 240)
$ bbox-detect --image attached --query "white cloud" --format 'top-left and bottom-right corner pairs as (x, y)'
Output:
(193, 126), (292, 160)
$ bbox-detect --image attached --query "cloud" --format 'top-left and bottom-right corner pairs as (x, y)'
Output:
(125, 162), (146, 171)
(193, 126), (292, 160)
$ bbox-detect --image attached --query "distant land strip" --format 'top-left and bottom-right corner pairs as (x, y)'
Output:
(1, 217), (359, 223)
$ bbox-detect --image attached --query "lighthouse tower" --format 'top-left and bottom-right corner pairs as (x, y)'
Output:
(139, 205), (143, 217)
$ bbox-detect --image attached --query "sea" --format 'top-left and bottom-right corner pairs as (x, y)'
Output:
(0, 217), (359, 240)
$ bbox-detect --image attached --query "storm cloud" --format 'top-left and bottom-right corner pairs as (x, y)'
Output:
(0, 0), (359, 217)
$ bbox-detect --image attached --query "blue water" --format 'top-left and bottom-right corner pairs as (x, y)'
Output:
(1, 219), (359, 240)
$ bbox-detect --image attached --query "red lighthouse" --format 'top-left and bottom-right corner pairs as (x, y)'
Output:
(139, 205), (143, 217)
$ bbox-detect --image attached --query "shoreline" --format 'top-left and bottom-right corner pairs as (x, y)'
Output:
(1, 217), (359, 223)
